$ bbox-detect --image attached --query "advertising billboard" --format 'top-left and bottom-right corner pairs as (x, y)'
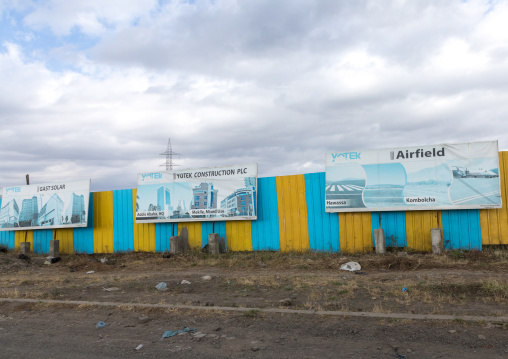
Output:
(136, 164), (257, 223)
(325, 141), (501, 212)
(0, 179), (91, 230)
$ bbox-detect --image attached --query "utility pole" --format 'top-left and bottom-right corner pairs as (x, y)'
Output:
(26, 174), (29, 185)
(159, 138), (182, 170)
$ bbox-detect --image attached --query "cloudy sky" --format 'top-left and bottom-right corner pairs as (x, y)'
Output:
(1, 0), (507, 191)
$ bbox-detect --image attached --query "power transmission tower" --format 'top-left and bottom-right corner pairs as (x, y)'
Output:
(159, 138), (181, 170)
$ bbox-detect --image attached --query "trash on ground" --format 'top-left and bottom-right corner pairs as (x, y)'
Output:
(103, 287), (121, 292)
(46, 256), (61, 264)
(162, 327), (196, 338)
(101, 257), (108, 263)
(96, 321), (106, 329)
(201, 244), (209, 253)
(201, 275), (212, 281)
(18, 254), (30, 261)
(181, 280), (191, 285)
(44, 260), (52, 265)
(340, 261), (361, 272)
(402, 287), (408, 292)
(162, 253), (171, 258)
(135, 344), (143, 351)
(86, 271), (95, 274)
(155, 282), (168, 291)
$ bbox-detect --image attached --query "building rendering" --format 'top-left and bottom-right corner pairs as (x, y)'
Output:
(0, 199), (20, 228)
(62, 193), (86, 224)
(18, 196), (39, 227)
(38, 193), (64, 226)
(220, 188), (255, 217)
(191, 183), (218, 210)
(157, 186), (172, 213)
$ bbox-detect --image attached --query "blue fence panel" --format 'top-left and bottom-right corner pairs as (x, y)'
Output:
(155, 223), (176, 252)
(371, 211), (407, 247)
(305, 172), (340, 252)
(33, 229), (53, 254)
(113, 189), (134, 252)
(441, 209), (482, 250)
(73, 193), (94, 253)
(0, 198), (15, 249)
(252, 176), (281, 251)
(201, 222), (227, 248)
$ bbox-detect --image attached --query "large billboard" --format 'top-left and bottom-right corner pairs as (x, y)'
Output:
(0, 179), (91, 230)
(325, 141), (501, 212)
(136, 164), (257, 223)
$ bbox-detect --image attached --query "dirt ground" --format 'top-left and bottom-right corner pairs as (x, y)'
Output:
(1, 249), (507, 358)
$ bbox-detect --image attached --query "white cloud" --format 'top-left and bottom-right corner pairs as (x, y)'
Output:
(1, 0), (508, 192)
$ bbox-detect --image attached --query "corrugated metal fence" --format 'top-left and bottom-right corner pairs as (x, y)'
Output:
(2, 153), (508, 254)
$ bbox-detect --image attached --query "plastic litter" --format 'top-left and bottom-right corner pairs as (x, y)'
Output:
(101, 257), (108, 263)
(103, 287), (121, 292)
(340, 262), (361, 272)
(181, 280), (191, 285)
(162, 327), (196, 338)
(135, 344), (143, 351)
(402, 287), (408, 292)
(201, 275), (212, 281)
(86, 271), (95, 274)
(96, 321), (106, 329)
(155, 282), (168, 291)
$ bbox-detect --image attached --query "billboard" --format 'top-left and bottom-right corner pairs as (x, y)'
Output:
(136, 164), (257, 223)
(0, 179), (91, 230)
(325, 141), (501, 212)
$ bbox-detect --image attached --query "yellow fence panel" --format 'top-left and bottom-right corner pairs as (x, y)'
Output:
(480, 151), (508, 245)
(338, 213), (372, 253)
(406, 211), (441, 251)
(14, 230), (33, 251)
(54, 228), (74, 254)
(132, 189), (155, 252)
(225, 221), (252, 251)
(276, 175), (309, 252)
(178, 222), (202, 249)
(93, 191), (114, 253)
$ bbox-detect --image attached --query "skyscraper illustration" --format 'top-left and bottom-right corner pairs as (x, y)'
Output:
(62, 193), (86, 224)
(19, 196), (39, 227)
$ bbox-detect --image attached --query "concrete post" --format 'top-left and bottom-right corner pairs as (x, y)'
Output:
(208, 233), (220, 255)
(49, 240), (60, 258)
(20, 242), (30, 255)
(374, 229), (386, 254)
(219, 237), (226, 253)
(431, 228), (444, 254)
(169, 236), (180, 254)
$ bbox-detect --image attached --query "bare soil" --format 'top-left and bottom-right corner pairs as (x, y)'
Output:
(1, 249), (507, 358)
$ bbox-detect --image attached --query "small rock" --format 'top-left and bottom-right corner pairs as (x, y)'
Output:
(18, 254), (30, 261)
(181, 280), (191, 285)
(279, 298), (293, 307)
(193, 332), (206, 339)
(135, 344), (143, 351)
(478, 334), (486, 340)
(162, 253), (171, 258)
(449, 330), (457, 334)
(201, 275), (212, 281)
(251, 347), (260, 352)
(138, 315), (151, 324)
(86, 271), (95, 274)
(214, 327), (221, 331)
